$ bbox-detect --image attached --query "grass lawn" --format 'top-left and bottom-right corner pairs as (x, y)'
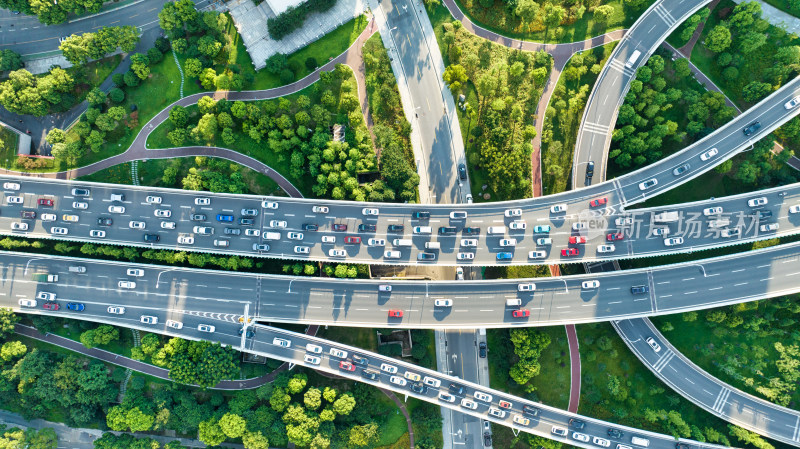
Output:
(375, 394), (410, 446)
(450, 0), (655, 44)
(318, 325), (379, 352)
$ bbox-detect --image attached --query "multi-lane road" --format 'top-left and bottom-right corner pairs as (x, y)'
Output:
(572, 0), (712, 187)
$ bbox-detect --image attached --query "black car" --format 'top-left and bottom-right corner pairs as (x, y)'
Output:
(388, 224), (404, 232)
(607, 428), (623, 439)
(224, 227), (241, 235)
(522, 405), (540, 416)
(631, 285), (649, 294)
(448, 382), (465, 396)
(302, 223), (318, 231)
(743, 121), (761, 136)
(191, 214), (206, 221)
(478, 342), (487, 358)
(352, 354), (369, 366)
(753, 209), (773, 219)
(238, 327), (255, 337)
(412, 211), (430, 219)
(20, 210), (36, 219)
(676, 444), (690, 449)
(239, 218), (254, 226)
(97, 217), (113, 226)
(358, 223), (376, 232)
(410, 383), (427, 394)
(483, 432), (492, 447)
(463, 227), (480, 235)
(143, 234), (160, 242)
(438, 226), (457, 235)
(458, 163), (467, 180)
(569, 419), (585, 429)
(586, 161), (595, 178)
(361, 370), (378, 380)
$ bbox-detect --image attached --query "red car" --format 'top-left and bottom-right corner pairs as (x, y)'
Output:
(344, 236), (361, 244)
(38, 198), (54, 207)
(42, 302), (59, 311)
(561, 248), (579, 257)
(589, 197), (607, 207)
(512, 309), (530, 318)
(339, 361), (356, 372)
(498, 400), (513, 409)
(607, 233), (624, 241)
(569, 236), (587, 244)
(333, 224), (347, 231)
(388, 310), (403, 318)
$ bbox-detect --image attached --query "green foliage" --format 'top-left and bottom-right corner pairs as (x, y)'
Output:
(267, 0), (337, 40)
(0, 426), (57, 449)
(0, 308), (19, 339)
(508, 328), (551, 385)
(152, 337), (238, 387)
(79, 324), (120, 349)
(59, 26), (139, 65)
(0, 0), (103, 24)
(0, 49), (23, 73)
(0, 67), (76, 116)
(704, 24), (731, 53)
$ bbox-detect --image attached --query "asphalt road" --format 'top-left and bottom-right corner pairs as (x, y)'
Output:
(572, 0), (712, 188)
(615, 318), (800, 448)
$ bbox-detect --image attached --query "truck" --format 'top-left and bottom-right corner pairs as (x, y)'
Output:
(31, 273), (58, 282)
(652, 211), (679, 223)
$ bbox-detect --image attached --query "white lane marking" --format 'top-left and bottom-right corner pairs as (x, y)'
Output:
(734, 282), (748, 287)
(708, 287), (723, 291)
(608, 301), (622, 305)
(732, 269), (746, 273)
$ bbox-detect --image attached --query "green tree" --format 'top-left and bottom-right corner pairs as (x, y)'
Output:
(332, 393), (356, 415)
(170, 105), (189, 127)
(593, 4), (614, 23)
(442, 64), (468, 94)
(514, 0), (539, 24)
(0, 340), (27, 361)
(218, 413), (246, 439)
(0, 308), (20, 339)
(348, 423), (380, 447)
(242, 431), (270, 449)
(0, 49), (23, 73)
(704, 25), (732, 53)
(198, 419), (226, 446)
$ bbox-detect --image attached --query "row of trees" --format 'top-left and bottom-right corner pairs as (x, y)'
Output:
(59, 26), (140, 66)
(0, 425), (57, 449)
(0, 49), (23, 75)
(0, 0), (104, 24)
(0, 67), (77, 116)
(267, 0), (337, 40)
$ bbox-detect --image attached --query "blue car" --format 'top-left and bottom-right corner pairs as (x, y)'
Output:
(533, 225), (551, 233)
(66, 302), (85, 312)
(496, 252), (513, 260)
(216, 214), (234, 223)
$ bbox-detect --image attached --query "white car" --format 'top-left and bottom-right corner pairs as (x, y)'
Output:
(664, 237), (684, 246)
(379, 285), (392, 292)
(423, 376), (441, 388)
(403, 371), (421, 382)
(89, 230), (106, 238)
(457, 252), (474, 260)
(721, 228), (741, 238)
(528, 250), (547, 259)
(434, 298), (453, 307)
(646, 337), (661, 353)
(161, 221), (176, 229)
(504, 208), (522, 217)
(790, 204), (800, 214)
(703, 207), (723, 216)
(573, 433), (591, 443)
(263, 201), (279, 209)
(572, 222), (586, 231)
(461, 239), (478, 247)
(213, 239), (230, 247)
(509, 221), (526, 230)
(73, 201), (88, 210)
(329, 249), (346, 257)
(651, 227), (669, 236)
(362, 208), (379, 216)
(294, 246), (310, 254)
(551, 426), (568, 437)
(460, 398), (478, 410)
(384, 250), (401, 259)
(241, 208), (258, 216)
(638, 178), (658, 190)
(760, 223), (779, 232)
(785, 95), (800, 109)
(272, 338), (291, 348)
(195, 197), (210, 206)
(536, 237), (552, 245)
(700, 147), (719, 161)
(517, 283), (535, 292)
(380, 363), (398, 374)
(50, 227), (68, 235)
(306, 344), (322, 353)
(550, 204), (567, 213)
(154, 209), (171, 218)
(178, 235), (194, 245)
(108, 205), (125, 214)
(450, 211), (467, 220)
(473, 391), (492, 402)
(270, 220), (287, 228)
(244, 229), (260, 237)
(127, 268), (144, 277)
(312, 205), (328, 213)
(512, 415), (530, 426)
(288, 232), (304, 240)
(118, 281), (136, 289)
(321, 235), (336, 244)
(11, 222), (28, 231)
(438, 392), (456, 403)
(41, 213), (56, 222)
(3, 182), (20, 190)
(197, 324), (215, 333)
(18, 298), (36, 307)
(593, 437), (611, 447)
(140, 315), (158, 324)
(488, 407), (506, 419)
(329, 348), (347, 358)
(107, 306), (125, 314)
(748, 197), (768, 207)
(36, 292), (55, 301)
(166, 320), (183, 329)
(129, 221), (146, 229)
(499, 238), (517, 247)
(368, 238), (386, 246)
(615, 217), (633, 226)
(145, 196), (162, 204)
(193, 226), (213, 235)
(389, 375), (407, 386)
(597, 244), (616, 253)
(304, 354), (321, 365)
(6, 195), (23, 204)
(582, 280), (600, 289)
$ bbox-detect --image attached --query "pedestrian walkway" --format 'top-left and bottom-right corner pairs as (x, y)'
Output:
(547, 265), (581, 414)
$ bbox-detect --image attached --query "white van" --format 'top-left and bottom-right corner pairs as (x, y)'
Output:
(393, 239), (412, 247)
(425, 242), (440, 250)
(263, 232), (281, 240)
(625, 50), (641, 68)
(413, 226), (432, 234)
(631, 437), (650, 447)
(110, 193), (125, 202)
(487, 226), (506, 235)
(506, 298), (522, 306)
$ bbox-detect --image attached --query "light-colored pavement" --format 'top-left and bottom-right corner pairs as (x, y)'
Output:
(732, 0), (800, 34)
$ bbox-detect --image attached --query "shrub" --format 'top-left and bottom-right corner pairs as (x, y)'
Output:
(267, 0), (338, 40)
